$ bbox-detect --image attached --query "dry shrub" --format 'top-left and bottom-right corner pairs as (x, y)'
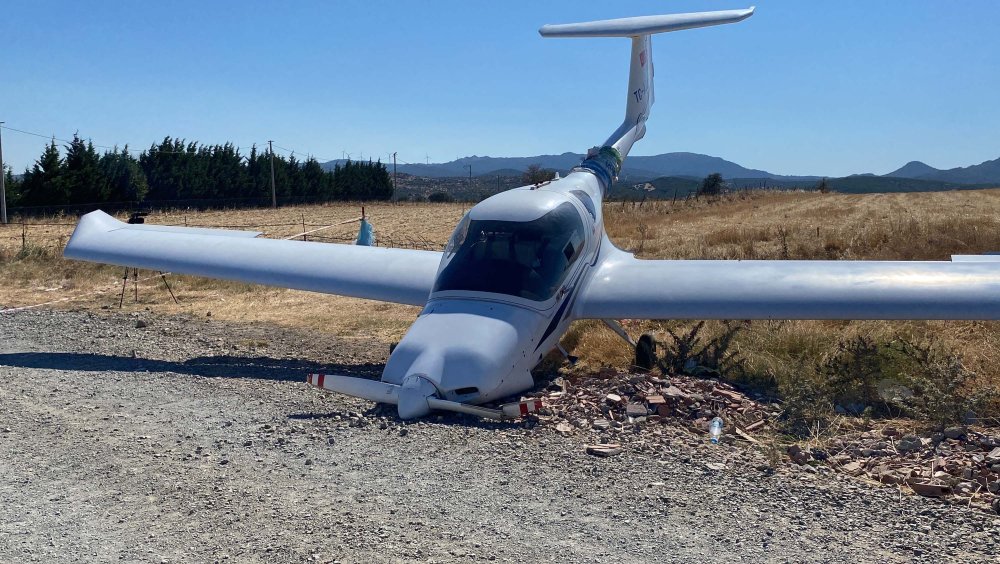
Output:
(893, 339), (996, 430)
(655, 321), (745, 379)
(13, 243), (51, 261)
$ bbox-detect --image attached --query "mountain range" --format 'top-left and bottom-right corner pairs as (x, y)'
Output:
(886, 158), (1000, 185)
(322, 152), (1000, 186)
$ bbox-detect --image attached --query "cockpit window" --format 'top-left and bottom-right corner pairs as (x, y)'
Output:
(570, 190), (596, 220)
(435, 202), (585, 301)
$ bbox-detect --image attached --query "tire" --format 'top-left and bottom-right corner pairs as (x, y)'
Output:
(635, 333), (657, 371)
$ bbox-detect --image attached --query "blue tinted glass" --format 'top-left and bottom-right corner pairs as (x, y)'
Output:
(435, 202), (585, 301)
(570, 190), (596, 219)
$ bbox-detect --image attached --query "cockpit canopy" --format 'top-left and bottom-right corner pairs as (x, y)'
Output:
(434, 201), (585, 302)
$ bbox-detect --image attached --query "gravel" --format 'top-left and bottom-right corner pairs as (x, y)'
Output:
(1, 309), (998, 563)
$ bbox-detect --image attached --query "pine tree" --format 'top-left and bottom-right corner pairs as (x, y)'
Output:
(285, 154), (302, 203)
(301, 158), (327, 202)
(100, 147), (148, 202)
(20, 140), (68, 206)
(3, 164), (21, 206)
(63, 135), (105, 204)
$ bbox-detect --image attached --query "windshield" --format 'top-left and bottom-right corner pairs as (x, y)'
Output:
(434, 202), (585, 301)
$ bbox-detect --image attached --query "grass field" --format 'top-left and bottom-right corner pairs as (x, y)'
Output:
(2, 190), (999, 427)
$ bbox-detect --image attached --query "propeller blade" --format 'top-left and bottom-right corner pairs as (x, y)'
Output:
(307, 373), (399, 404)
(308, 373), (544, 422)
(501, 399), (544, 419)
(426, 397), (510, 420)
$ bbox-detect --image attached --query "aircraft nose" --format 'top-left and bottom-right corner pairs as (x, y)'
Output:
(382, 303), (541, 406)
(396, 374), (437, 420)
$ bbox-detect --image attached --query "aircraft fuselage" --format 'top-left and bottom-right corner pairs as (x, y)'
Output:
(381, 169), (609, 417)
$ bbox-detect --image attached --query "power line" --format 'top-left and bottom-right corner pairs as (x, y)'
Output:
(272, 144), (338, 163)
(0, 124), (270, 158)
(1, 123), (410, 170)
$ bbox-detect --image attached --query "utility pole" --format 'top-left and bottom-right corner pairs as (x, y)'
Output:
(0, 121), (6, 224)
(268, 140), (276, 208)
(392, 152), (398, 199)
(465, 165), (472, 192)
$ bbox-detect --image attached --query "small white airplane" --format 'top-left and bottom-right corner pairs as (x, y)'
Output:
(66, 7), (1000, 420)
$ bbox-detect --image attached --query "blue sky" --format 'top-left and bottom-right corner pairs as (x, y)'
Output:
(3, 0), (998, 177)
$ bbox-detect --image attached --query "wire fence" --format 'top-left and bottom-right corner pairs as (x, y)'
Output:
(3, 196), (395, 218)
(0, 212), (446, 255)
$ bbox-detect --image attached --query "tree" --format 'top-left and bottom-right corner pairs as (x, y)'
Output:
(63, 135), (105, 204)
(14, 133), (394, 208)
(301, 158), (329, 202)
(20, 140), (68, 206)
(428, 191), (455, 203)
(815, 177), (831, 194)
(3, 164), (21, 206)
(522, 164), (555, 185)
(100, 147), (148, 202)
(697, 172), (725, 199)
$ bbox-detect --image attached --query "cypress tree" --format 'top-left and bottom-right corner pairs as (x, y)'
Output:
(20, 140), (67, 206)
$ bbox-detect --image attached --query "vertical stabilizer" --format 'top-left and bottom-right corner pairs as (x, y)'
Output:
(540, 7), (754, 159)
(609, 34), (654, 157)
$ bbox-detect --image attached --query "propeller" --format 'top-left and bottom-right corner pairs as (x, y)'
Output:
(307, 373), (543, 421)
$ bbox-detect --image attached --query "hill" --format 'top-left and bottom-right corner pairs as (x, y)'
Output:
(886, 160), (940, 179)
(320, 152), (1000, 193)
(322, 151), (818, 182)
(884, 156), (1000, 184)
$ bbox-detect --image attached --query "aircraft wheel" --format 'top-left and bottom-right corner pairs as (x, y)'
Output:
(635, 333), (657, 371)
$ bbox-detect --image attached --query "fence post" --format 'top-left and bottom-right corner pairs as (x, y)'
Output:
(21, 219), (26, 251)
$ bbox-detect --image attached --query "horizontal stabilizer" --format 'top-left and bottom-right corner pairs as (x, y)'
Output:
(539, 7), (754, 38)
(540, 7), (754, 161)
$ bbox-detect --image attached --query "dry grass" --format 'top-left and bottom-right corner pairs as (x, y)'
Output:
(587, 189), (1000, 426)
(0, 202), (467, 342)
(2, 190), (999, 425)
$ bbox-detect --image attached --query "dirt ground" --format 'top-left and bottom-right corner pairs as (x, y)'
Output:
(3, 191), (1000, 561)
(1, 309), (998, 563)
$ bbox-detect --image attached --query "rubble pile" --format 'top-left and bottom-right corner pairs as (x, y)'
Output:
(535, 369), (776, 441)
(532, 367), (1000, 514)
(792, 424), (1000, 512)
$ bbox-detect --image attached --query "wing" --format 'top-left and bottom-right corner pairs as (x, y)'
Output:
(575, 249), (1000, 320)
(64, 211), (441, 306)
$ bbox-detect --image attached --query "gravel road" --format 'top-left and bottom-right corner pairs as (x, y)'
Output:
(1, 309), (998, 563)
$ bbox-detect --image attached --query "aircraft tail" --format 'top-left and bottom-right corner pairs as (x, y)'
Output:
(540, 7), (754, 159)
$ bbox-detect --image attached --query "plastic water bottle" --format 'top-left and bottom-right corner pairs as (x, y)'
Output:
(709, 417), (723, 444)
